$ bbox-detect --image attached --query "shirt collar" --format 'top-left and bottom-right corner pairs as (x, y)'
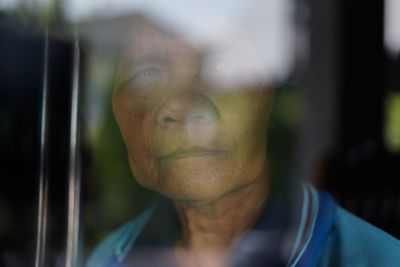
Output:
(113, 183), (326, 267)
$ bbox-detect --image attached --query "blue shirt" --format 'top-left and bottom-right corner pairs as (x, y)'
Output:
(87, 183), (400, 267)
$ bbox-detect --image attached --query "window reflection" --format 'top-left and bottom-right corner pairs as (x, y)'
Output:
(1, 1), (400, 266)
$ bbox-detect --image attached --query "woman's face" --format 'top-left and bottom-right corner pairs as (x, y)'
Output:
(112, 19), (275, 201)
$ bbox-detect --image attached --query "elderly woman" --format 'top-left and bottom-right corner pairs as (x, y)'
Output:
(87, 2), (400, 267)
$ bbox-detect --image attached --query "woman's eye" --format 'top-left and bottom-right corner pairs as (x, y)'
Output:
(126, 67), (168, 89)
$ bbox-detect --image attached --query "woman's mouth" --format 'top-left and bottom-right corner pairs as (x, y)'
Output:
(157, 146), (227, 160)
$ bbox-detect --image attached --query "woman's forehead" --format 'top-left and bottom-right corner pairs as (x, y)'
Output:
(121, 17), (259, 65)
(123, 20), (196, 57)
(119, 23), (201, 74)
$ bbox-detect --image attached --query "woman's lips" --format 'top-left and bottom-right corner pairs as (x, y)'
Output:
(157, 147), (227, 160)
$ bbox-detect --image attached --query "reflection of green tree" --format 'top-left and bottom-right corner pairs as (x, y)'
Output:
(385, 92), (400, 153)
(268, 86), (301, 182)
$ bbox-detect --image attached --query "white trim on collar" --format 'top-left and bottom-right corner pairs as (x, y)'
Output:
(287, 183), (319, 267)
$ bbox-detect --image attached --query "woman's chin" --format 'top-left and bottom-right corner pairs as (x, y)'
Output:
(150, 172), (238, 203)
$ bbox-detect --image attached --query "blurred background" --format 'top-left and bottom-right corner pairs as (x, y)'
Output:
(0, 0), (399, 266)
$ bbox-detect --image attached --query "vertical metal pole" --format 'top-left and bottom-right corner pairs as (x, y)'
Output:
(35, 27), (50, 267)
(65, 30), (82, 267)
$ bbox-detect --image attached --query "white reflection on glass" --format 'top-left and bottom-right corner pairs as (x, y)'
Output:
(385, 0), (400, 56)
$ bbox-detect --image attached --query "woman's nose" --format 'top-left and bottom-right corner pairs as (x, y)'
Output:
(156, 91), (219, 129)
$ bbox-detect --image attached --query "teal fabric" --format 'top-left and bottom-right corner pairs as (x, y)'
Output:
(317, 207), (400, 267)
(86, 207), (156, 267)
(86, 191), (400, 267)
(292, 191), (337, 267)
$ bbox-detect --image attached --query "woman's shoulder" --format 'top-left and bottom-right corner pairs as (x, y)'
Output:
(318, 206), (400, 266)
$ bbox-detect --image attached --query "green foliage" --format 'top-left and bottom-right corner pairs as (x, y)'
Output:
(385, 91), (400, 153)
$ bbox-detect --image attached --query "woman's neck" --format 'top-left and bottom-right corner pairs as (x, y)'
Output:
(173, 171), (270, 267)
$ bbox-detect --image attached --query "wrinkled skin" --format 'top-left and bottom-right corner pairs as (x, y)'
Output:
(112, 19), (274, 203)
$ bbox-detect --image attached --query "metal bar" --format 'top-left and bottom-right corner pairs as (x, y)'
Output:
(65, 30), (82, 267)
(35, 27), (50, 267)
